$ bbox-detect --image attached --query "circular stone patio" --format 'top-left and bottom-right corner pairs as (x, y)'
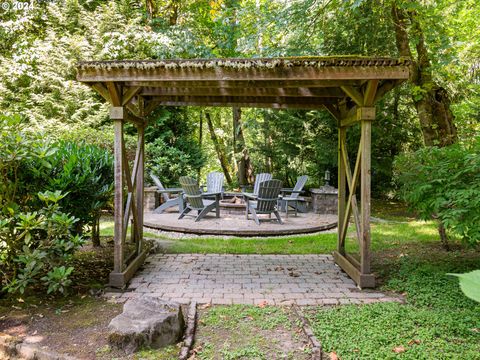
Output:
(144, 210), (337, 236)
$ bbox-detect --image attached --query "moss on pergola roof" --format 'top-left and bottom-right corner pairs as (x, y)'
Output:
(76, 56), (410, 117)
(78, 56), (410, 71)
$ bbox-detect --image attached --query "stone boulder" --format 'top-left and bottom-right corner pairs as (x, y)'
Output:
(108, 297), (185, 354)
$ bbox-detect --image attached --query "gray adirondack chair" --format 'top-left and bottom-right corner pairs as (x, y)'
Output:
(179, 176), (221, 222)
(150, 174), (184, 213)
(242, 172), (272, 198)
(203, 171), (224, 198)
(245, 179), (283, 225)
(279, 175), (309, 217)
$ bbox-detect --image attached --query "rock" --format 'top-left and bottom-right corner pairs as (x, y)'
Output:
(108, 297), (185, 354)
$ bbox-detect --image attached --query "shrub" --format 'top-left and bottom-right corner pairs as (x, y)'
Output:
(0, 115), (112, 294)
(0, 190), (84, 295)
(394, 136), (480, 247)
(45, 141), (114, 245)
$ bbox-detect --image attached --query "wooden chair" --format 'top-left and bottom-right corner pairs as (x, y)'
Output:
(179, 176), (221, 222)
(242, 172), (272, 198)
(279, 175), (309, 217)
(245, 179), (283, 225)
(203, 171), (224, 198)
(150, 174), (184, 213)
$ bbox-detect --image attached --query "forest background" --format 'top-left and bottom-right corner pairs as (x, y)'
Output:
(1, 0), (479, 194)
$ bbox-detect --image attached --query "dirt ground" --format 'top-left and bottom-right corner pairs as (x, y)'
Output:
(1, 298), (316, 359)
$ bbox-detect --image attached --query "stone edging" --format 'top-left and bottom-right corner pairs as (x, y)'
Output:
(178, 301), (197, 360)
(0, 334), (77, 360)
(292, 305), (323, 360)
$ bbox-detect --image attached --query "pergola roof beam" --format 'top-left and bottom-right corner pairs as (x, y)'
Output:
(78, 66), (409, 83)
(124, 79), (364, 88)
(140, 87), (346, 98)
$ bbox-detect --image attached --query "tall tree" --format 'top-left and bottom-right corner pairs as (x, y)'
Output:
(205, 111), (233, 186)
(233, 107), (254, 186)
(392, 1), (458, 147)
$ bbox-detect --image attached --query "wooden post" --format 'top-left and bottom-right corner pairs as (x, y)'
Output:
(136, 124), (145, 253)
(111, 107), (125, 283)
(337, 125), (347, 255)
(360, 113), (373, 275)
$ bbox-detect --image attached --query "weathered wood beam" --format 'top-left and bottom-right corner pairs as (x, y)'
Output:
(121, 137), (141, 245)
(77, 66), (410, 83)
(122, 86), (142, 106)
(333, 251), (375, 288)
(109, 249), (148, 288)
(337, 127), (347, 255)
(360, 114), (373, 275)
(340, 107), (374, 127)
(143, 100), (161, 115)
(340, 86), (364, 106)
(140, 87), (345, 98)
(91, 83), (110, 102)
(339, 141), (362, 245)
(324, 104), (341, 121)
(126, 80), (364, 89)
(147, 100), (333, 110)
(111, 108), (124, 275)
(341, 142), (362, 243)
(142, 95), (337, 108)
(107, 82), (121, 106)
(363, 80), (379, 106)
(125, 111), (146, 127)
(136, 125), (144, 253)
(374, 79), (403, 102)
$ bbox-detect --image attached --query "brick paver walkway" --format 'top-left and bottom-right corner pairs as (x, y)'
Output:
(112, 254), (402, 306)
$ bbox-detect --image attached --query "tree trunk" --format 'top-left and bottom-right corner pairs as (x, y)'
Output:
(233, 107), (254, 186)
(392, 3), (458, 147)
(145, 0), (156, 19)
(205, 111), (233, 186)
(263, 116), (273, 172)
(169, 0), (179, 26)
(437, 221), (450, 251)
(198, 112), (203, 179)
(91, 216), (100, 247)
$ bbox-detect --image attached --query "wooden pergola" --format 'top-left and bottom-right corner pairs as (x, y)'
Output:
(76, 57), (409, 289)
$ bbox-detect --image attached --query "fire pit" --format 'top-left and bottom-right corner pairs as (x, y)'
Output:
(219, 193), (246, 215)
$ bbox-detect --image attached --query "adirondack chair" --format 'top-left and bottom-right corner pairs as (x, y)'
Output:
(150, 174), (184, 214)
(245, 179), (283, 225)
(278, 175), (309, 217)
(179, 176), (221, 222)
(241, 172), (272, 198)
(202, 171), (224, 198)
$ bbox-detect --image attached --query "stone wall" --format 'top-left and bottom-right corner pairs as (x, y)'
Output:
(310, 186), (338, 215)
(144, 186), (159, 212)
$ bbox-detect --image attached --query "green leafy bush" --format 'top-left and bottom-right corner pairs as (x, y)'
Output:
(145, 108), (206, 186)
(394, 137), (480, 246)
(45, 141), (114, 245)
(0, 115), (113, 294)
(1, 190), (84, 294)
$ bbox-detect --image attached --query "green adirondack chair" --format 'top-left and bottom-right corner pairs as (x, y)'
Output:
(245, 179), (283, 225)
(179, 176), (221, 222)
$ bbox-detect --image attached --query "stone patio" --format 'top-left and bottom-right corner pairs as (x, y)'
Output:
(108, 254), (402, 306)
(144, 212), (338, 236)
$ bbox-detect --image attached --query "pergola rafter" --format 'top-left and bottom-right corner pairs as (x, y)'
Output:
(76, 56), (409, 288)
